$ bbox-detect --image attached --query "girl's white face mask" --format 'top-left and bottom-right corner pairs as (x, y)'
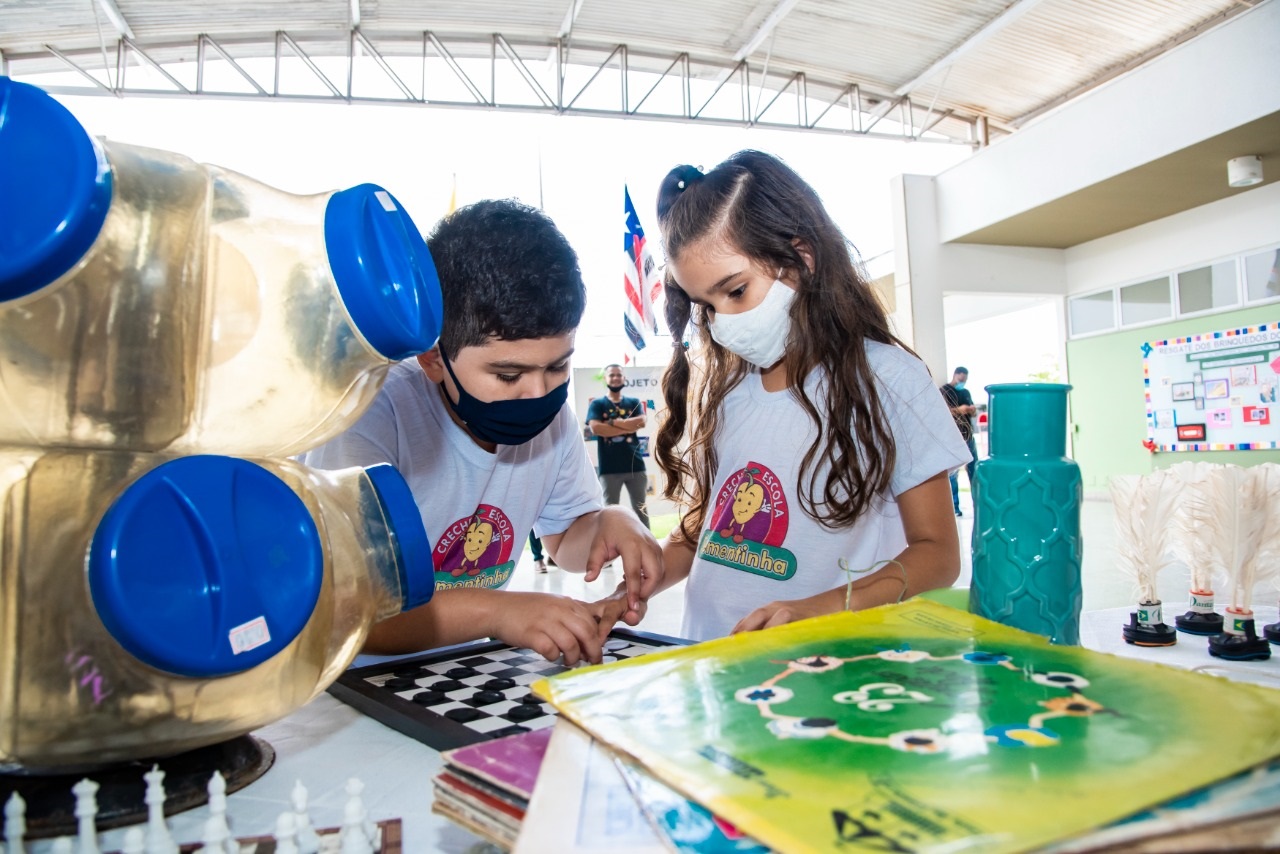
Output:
(708, 277), (795, 369)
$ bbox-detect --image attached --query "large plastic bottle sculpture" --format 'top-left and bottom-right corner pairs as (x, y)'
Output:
(0, 78), (442, 768)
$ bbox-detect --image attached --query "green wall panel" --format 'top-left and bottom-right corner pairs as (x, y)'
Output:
(1065, 304), (1280, 493)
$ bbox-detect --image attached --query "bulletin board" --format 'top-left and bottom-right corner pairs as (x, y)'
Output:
(1143, 322), (1280, 451)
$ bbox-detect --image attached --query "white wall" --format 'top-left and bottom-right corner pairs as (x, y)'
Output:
(933, 0), (1280, 242)
(1065, 181), (1280, 294)
(892, 174), (1067, 379)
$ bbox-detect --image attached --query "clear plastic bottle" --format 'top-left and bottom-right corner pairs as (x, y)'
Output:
(0, 77), (442, 456)
(0, 449), (433, 768)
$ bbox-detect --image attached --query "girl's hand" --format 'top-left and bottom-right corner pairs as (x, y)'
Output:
(588, 583), (647, 644)
(730, 594), (832, 634)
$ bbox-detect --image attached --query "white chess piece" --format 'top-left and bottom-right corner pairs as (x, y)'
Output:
(143, 765), (178, 854)
(338, 780), (372, 854)
(72, 778), (100, 854)
(205, 772), (237, 854)
(196, 813), (230, 854)
(290, 780), (320, 854)
(274, 811), (299, 854)
(4, 792), (26, 854)
(345, 778), (376, 844)
(121, 827), (146, 854)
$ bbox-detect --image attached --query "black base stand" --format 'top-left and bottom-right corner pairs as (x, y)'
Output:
(1175, 610), (1224, 635)
(1208, 619), (1272, 662)
(1122, 612), (1177, 646)
(1262, 620), (1280, 645)
(0, 735), (274, 840)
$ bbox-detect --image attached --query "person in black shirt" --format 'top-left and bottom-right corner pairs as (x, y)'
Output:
(586, 364), (651, 530)
(940, 366), (978, 516)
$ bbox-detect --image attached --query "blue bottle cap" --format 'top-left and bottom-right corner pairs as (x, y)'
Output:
(363, 463), (434, 611)
(0, 77), (112, 301)
(88, 456), (324, 678)
(324, 184), (443, 360)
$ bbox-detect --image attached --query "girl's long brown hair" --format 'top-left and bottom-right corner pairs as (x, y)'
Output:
(654, 151), (911, 545)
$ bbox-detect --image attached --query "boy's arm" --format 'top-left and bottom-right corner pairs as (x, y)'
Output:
(364, 587), (610, 664)
(730, 472), (960, 633)
(541, 505), (663, 613)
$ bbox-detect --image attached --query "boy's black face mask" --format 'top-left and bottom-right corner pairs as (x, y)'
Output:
(440, 352), (567, 445)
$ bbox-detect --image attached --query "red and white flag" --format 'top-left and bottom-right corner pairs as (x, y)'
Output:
(623, 186), (662, 351)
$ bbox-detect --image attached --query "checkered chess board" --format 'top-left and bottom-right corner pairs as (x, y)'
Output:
(327, 630), (688, 751)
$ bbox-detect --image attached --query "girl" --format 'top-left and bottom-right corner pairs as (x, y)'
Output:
(650, 150), (970, 641)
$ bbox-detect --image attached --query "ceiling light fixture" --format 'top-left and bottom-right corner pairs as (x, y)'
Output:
(1227, 155), (1263, 188)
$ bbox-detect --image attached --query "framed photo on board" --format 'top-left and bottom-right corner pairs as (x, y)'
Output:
(1204, 378), (1230, 400)
(1177, 424), (1206, 441)
(1171, 382), (1195, 401)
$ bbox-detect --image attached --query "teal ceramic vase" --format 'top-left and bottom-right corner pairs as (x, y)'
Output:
(969, 383), (1083, 645)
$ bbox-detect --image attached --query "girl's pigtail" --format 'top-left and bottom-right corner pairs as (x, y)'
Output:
(655, 274), (695, 543)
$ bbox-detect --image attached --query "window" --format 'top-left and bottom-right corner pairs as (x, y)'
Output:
(1119, 277), (1171, 325)
(1243, 248), (1280, 303)
(1069, 290), (1115, 336)
(1176, 261), (1238, 314)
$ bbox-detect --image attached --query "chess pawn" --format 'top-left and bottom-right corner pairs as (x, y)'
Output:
(344, 778), (376, 843)
(196, 813), (231, 854)
(121, 828), (146, 854)
(72, 778), (101, 854)
(4, 791), (25, 854)
(274, 811), (300, 854)
(339, 784), (373, 854)
(291, 780), (321, 854)
(143, 765), (178, 854)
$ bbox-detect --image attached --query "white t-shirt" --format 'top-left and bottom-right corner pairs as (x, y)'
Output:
(301, 361), (602, 592)
(682, 342), (971, 640)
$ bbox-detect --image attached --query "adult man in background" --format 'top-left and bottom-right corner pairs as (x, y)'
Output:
(941, 366), (978, 517)
(586, 365), (651, 530)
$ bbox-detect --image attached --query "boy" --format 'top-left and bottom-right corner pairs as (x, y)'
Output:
(302, 200), (661, 664)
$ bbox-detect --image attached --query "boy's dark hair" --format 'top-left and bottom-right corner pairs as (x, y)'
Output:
(427, 200), (586, 358)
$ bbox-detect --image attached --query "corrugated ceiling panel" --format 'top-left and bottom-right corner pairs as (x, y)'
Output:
(0, 0), (1251, 135)
(117, 0), (351, 40)
(769, 0), (1014, 92)
(369, 0), (567, 39)
(570, 0), (757, 62)
(905, 0), (1243, 122)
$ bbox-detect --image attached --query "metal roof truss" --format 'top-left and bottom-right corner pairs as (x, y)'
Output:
(10, 29), (976, 145)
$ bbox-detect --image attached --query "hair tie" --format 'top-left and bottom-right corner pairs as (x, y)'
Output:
(674, 165), (704, 193)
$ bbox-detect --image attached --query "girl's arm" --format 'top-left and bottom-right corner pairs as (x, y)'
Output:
(587, 529), (697, 642)
(730, 472), (960, 633)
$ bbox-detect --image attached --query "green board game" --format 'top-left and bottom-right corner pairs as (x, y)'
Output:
(534, 600), (1280, 853)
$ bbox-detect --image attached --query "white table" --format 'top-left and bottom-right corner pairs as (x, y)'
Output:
(71, 603), (1279, 853)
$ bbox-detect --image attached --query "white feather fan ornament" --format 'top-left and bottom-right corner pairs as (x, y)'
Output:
(1166, 461), (1230, 596)
(1233, 462), (1280, 613)
(1110, 469), (1180, 604)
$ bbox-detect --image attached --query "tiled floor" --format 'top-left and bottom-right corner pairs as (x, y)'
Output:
(508, 490), (1200, 639)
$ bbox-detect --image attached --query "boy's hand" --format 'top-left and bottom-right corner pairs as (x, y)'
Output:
(492, 592), (605, 665)
(588, 583), (647, 644)
(584, 506), (663, 613)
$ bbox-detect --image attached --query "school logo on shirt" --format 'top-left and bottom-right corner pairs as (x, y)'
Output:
(434, 504), (517, 590)
(698, 462), (797, 580)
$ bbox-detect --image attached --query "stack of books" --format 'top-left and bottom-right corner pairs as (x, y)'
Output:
(431, 727), (552, 849)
